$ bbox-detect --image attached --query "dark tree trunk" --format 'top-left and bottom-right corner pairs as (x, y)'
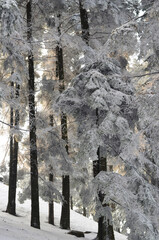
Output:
(93, 148), (115, 240)
(60, 175), (70, 229)
(48, 115), (54, 225)
(83, 207), (86, 217)
(93, 109), (115, 240)
(79, 0), (90, 45)
(71, 196), (73, 210)
(60, 111), (70, 229)
(27, 0), (40, 229)
(79, 0), (89, 222)
(49, 172), (54, 225)
(6, 81), (17, 215)
(13, 83), (20, 193)
(56, 16), (70, 229)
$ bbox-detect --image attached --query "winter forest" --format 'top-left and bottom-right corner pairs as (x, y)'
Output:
(0, 0), (159, 239)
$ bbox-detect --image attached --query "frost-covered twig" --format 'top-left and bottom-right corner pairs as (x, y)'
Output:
(129, 71), (159, 79)
(0, 120), (29, 132)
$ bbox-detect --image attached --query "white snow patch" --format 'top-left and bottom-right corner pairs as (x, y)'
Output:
(0, 182), (127, 240)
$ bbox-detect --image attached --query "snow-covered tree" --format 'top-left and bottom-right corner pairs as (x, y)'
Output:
(0, 0), (26, 216)
(1, 1), (159, 239)
(55, 56), (138, 239)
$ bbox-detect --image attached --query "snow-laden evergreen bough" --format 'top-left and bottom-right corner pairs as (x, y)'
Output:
(55, 58), (136, 161)
(55, 58), (159, 240)
(0, 0), (27, 106)
(0, 0), (26, 66)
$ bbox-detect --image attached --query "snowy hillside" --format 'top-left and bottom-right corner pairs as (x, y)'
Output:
(0, 182), (127, 240)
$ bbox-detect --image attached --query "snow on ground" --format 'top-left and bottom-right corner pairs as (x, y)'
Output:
(0, 182), (127, 240)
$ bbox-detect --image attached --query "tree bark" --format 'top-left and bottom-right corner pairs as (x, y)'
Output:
(48, 115), (54, 225)
(83, 207), (86, 217)
(71, 196), (73, 210)
(49, 172), (54, 225)
(79, 0), (90, 45)
(27, 0), (40, 229)
(60, 111), (70, 229)
(56, 15), (70, 230)
(60, 175), (70, 229)
(6, 81), (17, 215)
(57, 46), (70, 228)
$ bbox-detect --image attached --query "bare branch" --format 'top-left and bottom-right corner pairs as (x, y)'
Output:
(129, 71), (159, 78)
(0, 120), (29, 132)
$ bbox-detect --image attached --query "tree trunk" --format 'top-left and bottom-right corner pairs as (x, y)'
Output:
(48, 115), (54, 225)
(6, 81), (16, 215)
(27, 0), (40, 229)
(93, 109), (115, 240)
(49, 172), (54, 225)
(56, 15), (70, 230)
(71, 196), (73, 210)
(83, 207), (86, 217)
(79, 0), (89, 221)
(79, 0), (90, 45)
(60, 111), (70, 229)
(60, 175), (70, 229)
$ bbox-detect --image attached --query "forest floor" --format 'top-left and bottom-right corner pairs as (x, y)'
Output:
(0, 182), (127, 240)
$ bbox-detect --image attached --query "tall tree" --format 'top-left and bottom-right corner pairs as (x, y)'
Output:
(0, 0), (27, 216)
(6, 81), (15, 215)
(27, 0), (40, 229)
(79, 2), (115, 238)
(6, 81), (20, 215)
(48, 115), (54, 225)
(56, 14), (70, 230)
(55, 57), (137, 239)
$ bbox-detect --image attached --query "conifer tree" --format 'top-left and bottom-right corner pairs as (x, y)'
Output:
(56, 14), (70, 230)
(0, 0), (25, 217)
(79, 2), (115, 238)
(27, 0), (40, 229)
(55, 56), (137, 240)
